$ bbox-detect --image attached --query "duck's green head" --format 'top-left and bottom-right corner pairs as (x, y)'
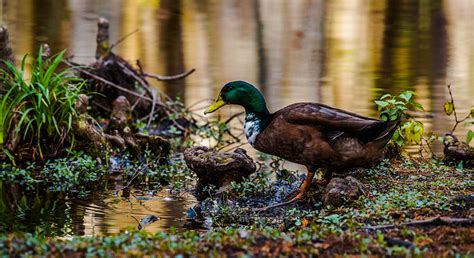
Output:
(205, 81), (269, 115)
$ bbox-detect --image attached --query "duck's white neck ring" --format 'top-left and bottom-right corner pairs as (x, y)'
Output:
(243, 112), (262, 146)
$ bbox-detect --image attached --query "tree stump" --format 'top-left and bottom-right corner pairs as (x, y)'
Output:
(72, 94), (170, 161)
(184, 146), (256, 200)
(0, 26), (14, 72)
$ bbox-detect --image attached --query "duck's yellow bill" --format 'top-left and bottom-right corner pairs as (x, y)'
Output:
(204, 96), (225, 114)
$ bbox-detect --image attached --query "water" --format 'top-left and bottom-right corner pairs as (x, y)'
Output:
(1, 0), (473, 236)
(0, 184), (196, 236)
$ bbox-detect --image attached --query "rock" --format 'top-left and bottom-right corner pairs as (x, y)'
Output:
(184, 146), (256, 200)
(137, 214), (159, 230)
(322, 176), (365, 207)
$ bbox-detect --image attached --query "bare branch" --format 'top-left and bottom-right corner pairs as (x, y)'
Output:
(144, 68), (196, 81)
(361, 216), (473, 231)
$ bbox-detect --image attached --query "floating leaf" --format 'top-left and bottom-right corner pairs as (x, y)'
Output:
(443, 101), (454, 116)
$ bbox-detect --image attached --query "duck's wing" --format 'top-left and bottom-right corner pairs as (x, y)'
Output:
(279, 103), (395, 143)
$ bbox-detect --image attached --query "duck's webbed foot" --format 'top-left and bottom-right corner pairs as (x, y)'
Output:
(255, 170), (315, 211)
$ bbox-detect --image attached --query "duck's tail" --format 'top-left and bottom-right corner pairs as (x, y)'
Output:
(372, 120), (401, 146)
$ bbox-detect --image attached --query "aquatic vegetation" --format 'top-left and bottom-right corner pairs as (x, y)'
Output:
(0, 151), (105, 193)
(40, 152), (105, 193)
(0, 47), (85, 160)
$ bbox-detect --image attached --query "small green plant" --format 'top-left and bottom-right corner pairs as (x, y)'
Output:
(375, 91), (424, 148)
(443, 84), (474, 145)
(0, 47), (85, 159)
(0, 86), (18, 145)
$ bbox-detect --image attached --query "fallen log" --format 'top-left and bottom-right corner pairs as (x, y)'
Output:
(361, 216), (473, 231)
(184, 146), (256, 200)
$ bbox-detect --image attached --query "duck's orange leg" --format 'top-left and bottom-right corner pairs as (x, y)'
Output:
(255, 170), (315, 211)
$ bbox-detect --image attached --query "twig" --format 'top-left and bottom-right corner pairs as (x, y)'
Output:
(114, 61), (158, 126)
(144, 68), (195, 81)
(447, 84), (470, 132)
(185, 99), (214, 112)
(218, 142), (248, 152)
(116, 168), (142, 191)
(224, 112), (245, 124)
(137, 59), (196, 82)
(361, 216), (473, 230)
(64, 60), (153, 102)
(148, 93), (157, 128)
(136, 60), (174, 104)
(109, 29), (140, 50)
(384, 237), (415, 248)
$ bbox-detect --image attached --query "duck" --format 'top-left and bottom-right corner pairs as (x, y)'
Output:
(205, 81), (399, 209)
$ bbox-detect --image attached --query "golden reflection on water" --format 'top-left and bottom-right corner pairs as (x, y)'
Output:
(1, 0), (473, 235)
(72, 192), (194, 236)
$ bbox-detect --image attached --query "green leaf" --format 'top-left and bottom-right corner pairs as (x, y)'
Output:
(444, 101), (454, 116)
(399, 91), (413, 102)
(412, 102), (425, 111)
(467, 130), (474, 145)
(471, 107), (474, 118)
(380, 94), (391, 100)
(374, 100), (389, 110)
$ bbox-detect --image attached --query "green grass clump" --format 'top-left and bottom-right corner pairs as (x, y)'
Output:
(0, 47), (85, 160)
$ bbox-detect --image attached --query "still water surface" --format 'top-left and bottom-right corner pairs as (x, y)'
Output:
(1, 0), (473, 236)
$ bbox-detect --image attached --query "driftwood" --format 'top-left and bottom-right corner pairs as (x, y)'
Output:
(443, 133), (474, 167)
(362, 216), (473, 231)
(70, 17), (195, 127)
(184, 146), (256, 200)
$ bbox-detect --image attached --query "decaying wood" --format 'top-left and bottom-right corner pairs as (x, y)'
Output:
(0, 26), (14, 73)
(72, 94), (170, 160)
(362, 216), (474, 231)
(95, 17), (110, 60)
(184, 146), (256, 200)
(68, 16), (195, 133)
(109, 96), (133, 132)
(322, 176), (365, 207)
(41, 43), (51, 61)
(443, 133), (474, 167)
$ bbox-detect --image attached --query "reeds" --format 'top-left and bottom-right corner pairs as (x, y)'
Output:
(0, 47), (85, 160)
